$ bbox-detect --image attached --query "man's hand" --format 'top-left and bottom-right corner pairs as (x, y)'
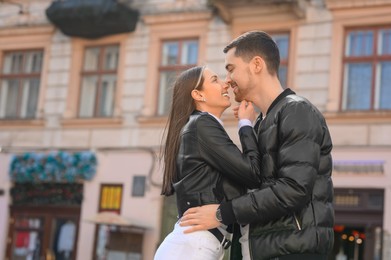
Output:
(179, 204), (220, 234)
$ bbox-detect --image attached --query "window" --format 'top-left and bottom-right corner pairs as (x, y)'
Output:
(98, 184), (123, 212)
(0, 50), (43, 119)
(131, 176), (146, 197)
(157, 39), (198, 115)
(79, 45), (119, 118)
(272, 33), (290, 89)
(342, 27), (391, 111)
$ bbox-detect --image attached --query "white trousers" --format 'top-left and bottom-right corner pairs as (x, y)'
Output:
(154, 222), (225, 260)
(239, 225), (251, 260)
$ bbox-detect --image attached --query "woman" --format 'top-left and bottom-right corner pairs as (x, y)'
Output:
(154, 66), (260, 260)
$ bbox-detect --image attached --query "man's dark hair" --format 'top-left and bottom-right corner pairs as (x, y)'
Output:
(223, 31), (280, 76)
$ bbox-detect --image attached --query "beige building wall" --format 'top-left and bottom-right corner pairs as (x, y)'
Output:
(1, 0), (391, 259)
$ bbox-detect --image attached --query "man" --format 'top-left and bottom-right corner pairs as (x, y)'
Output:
(180, 31), (334, 260)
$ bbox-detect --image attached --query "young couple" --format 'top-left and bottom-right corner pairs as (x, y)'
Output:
(154, 31), (334, 260)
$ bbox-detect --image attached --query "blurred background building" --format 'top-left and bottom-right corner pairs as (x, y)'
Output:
(0, 0), (390, 259)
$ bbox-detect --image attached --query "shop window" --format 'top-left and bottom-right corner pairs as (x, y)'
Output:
(0, 50), (43, 119)
(132, 176), (146, 197)
(271, 33), (290, 88)
(342, 26), (391, 111)
(79, 45), (119, 118)
(157, 39), (198, 115)
(94, 184), (144, 260)
(98, 184), (123, 212)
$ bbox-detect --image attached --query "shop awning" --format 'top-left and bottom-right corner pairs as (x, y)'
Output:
(85, 212), (149, 231)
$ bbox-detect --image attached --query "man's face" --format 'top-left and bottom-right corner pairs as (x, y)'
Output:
(224, 48), (252, 102)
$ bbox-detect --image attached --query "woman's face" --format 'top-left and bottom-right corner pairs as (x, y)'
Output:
(198, 68), (231, 114)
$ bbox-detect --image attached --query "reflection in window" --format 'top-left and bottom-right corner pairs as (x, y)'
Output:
(79, 45), (119, 118)
(157, 39), (198, 115)
(343, 27), (391, 111)
(0, 50), (43, 119)
(271, 33), (289, 89)
(11, 217), (43, 260)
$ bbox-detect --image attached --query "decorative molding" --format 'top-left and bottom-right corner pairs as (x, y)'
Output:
(326, 0), (391, 10)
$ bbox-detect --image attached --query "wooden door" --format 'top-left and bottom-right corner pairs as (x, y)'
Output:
(6, 206), (80, 260)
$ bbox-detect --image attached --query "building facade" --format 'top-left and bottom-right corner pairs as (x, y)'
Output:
(0, 0), (390, 259)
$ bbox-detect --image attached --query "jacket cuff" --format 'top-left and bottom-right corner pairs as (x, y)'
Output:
(220, 201), (237, 225)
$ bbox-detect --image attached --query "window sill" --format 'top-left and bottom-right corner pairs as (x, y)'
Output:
(137, 115), (168, 127)
(137, 113), (239, 127)
(324, 111), (391, 123)
(0, 119), (44, 128)
(61, 117), (123, 128)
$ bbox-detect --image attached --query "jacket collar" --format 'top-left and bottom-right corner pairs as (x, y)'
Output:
(266, 88), (295, 115)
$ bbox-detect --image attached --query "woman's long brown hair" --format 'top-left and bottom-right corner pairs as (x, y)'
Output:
(160, 66), (205, 196)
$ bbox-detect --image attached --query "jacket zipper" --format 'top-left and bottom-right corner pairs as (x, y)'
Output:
(293, 213), (302, 230)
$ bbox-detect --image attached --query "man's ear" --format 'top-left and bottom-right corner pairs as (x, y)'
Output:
(252, 56), (264, 73)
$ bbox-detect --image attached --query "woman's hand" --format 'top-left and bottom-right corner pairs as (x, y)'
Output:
(238, 100), (256, 122)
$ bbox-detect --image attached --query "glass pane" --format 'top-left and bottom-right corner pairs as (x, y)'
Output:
(378, 62), (391, 109)
(378, 29), (391, 55)
(83, 47), (100, 71)
(24, 51), (43, 73)
(162, 42), (179, 65)
(20, 79), (39, 118)
(2, 79), (20, 118)
(279, 65), (288, 89)
(181, 40), (198, 65)
(51, 218), (77, 260)
(344, 63), (372, 110)
(12, 231), (41, 260)
(0, 80), (9, 118)
(345, 31), (373, 57)
(104, 46), (119, 70)
(132, 176), (146, 197)
(3, 52), (23, 74)
(98, 75), (116, 117)
(79, 76), (98, 117)
(273, 34), (289, 60)
(158, 71), (177, 115)
(14, 217), (42, 228)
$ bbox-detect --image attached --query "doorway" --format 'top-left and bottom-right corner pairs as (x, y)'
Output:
(6, 206), (80, 260)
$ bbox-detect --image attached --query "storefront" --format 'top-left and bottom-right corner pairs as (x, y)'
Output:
(4, 151), (96, 260)
(333, 188), (384, 260)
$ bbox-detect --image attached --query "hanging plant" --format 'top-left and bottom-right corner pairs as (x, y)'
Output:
(9, 151), (97, 183)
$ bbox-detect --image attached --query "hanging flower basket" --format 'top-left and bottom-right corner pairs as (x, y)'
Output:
(9, 151), (97, 183)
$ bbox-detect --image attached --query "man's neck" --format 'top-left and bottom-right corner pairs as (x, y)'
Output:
(253, 84), (283, 116)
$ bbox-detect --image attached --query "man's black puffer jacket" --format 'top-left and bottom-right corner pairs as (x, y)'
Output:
(174, 110), (261, 217)
(230, 91), (334, 259)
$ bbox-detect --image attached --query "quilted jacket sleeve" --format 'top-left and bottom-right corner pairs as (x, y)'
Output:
(196, 114), (261, 189)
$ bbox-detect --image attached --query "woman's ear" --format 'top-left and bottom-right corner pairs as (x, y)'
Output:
(191, 89), (204, 102)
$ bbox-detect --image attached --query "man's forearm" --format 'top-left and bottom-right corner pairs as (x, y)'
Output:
(219, 201), (237, 225)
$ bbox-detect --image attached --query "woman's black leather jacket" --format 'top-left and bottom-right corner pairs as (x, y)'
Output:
(174, 110), (261, 217)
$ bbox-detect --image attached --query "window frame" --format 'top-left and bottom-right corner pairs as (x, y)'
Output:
(156, 38), (199, 116)
(0, 49), (44, 119)
(78, 44), (119, 118)
(0, 27), (51, 127)
(63, 34), (127, 126)
(139, 12), (209, 122)
(326, 6), (391, 121)
(98, 183), (123, 213)
(341, 26), (391, 111)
